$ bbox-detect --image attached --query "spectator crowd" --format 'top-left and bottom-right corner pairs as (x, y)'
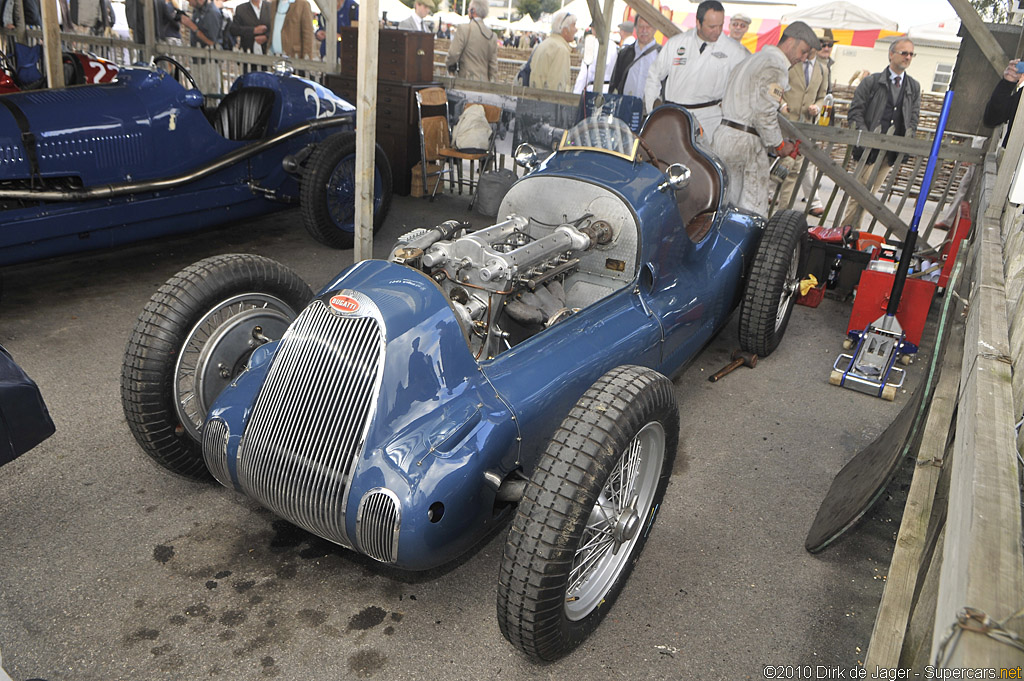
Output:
(1, 0), (940, 224)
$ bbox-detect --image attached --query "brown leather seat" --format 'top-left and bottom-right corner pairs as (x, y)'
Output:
(639, 107), (722, 241)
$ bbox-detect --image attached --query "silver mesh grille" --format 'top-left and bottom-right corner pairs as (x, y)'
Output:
(202, 418), (231, 488)
(356, 488), (401, 563)
(236, 299), (384, 548)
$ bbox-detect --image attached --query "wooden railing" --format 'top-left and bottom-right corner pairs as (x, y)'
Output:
(863, 138), (1024, 669)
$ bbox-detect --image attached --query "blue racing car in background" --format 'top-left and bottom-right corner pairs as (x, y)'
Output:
(0, 58), (392, 266)
(121, 107), (807, 661)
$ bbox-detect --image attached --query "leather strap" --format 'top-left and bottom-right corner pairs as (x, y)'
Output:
(669, 98), (722, 110)
(721, 119), (760, 137)
(0, 97), (41, 184)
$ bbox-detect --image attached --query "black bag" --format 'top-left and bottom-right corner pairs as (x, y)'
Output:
(517, 53), (532, 86)
(221, 14), (235, 50)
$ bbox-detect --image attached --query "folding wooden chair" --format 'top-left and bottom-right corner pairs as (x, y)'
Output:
(415, 87), (455, 201)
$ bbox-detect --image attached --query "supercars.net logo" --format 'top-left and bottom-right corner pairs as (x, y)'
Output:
(329, 295), (360, 314)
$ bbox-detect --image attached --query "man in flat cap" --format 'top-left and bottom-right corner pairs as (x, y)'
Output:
(730, 12), (751, 52)
(711, 20), (819, 215)
(618, 20), (635, 47)
(644, 0), (747, 137)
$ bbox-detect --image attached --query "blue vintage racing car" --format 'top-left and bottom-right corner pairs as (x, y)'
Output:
(121, 107), (807, 661)
(0, 58), (392, 266)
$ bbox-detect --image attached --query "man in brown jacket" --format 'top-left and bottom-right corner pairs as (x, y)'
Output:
(445, 0), (497, 82)
(268, 0), (314, 60)
(777, 45), (828, 214)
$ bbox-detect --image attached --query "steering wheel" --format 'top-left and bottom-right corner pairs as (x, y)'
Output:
(153, 55), (200, 91)
(637, 136), (663, 170)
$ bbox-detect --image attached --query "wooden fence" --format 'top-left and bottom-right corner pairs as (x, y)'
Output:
(862, 137), (1024, 669)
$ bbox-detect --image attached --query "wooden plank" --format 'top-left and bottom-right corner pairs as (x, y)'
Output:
(780, 116), (909, 239)
(586, 0), (607, 43)
(354, 0), (378, 263)
(792, 123), (986, 164)
(932, 210), (1024, 668)
(902, 527), (946, 669)
(865, 315), (964, 669)
(623, 0), (679, 39)
(946, 0), (1008, 77)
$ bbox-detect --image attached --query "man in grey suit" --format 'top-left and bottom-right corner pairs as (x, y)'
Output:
(398, 0), (431, 32)
(841, 38), (921, 229)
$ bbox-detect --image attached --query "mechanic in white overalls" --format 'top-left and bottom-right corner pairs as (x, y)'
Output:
(643, 0), (747, 141)
(711, 21), (820, 215)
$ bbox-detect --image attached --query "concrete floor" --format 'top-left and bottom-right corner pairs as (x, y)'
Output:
(0, 189), (929, 680)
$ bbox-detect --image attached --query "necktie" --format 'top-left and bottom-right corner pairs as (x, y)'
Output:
(699, 42), (706, 54)
(804, 61), (811, 85)
(894, 74), (902, 89)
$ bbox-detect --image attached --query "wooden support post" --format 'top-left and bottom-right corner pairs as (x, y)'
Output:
(946, 0), (1008, 77)
(312, 0), (338, 72)
(39, 0), (63, 89)
(588, 0), (617, 98)
(142, 0), (155, 61)
(354, 0), (378, 263)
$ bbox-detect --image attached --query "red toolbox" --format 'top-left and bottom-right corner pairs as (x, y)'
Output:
(847, 270), (937, 348)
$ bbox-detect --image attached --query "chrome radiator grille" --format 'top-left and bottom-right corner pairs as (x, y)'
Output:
(237, 299), (384, 548)
(202, 418), (231, 488)
(356, 489), (401, 563)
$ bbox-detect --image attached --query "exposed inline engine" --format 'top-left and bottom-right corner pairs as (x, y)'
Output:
(389, 215), (613, 359)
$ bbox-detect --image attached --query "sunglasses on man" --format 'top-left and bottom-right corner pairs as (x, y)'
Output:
(895, 50), (916, 57)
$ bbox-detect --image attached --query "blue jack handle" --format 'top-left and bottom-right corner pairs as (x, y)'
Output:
(886, 89), (954, 317)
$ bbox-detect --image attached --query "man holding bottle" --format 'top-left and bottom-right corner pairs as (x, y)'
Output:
(777, 42), (829, 216)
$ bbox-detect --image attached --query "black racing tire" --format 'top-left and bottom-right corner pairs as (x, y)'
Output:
(120, 254), (312, 478)
(497, 365), (678, 662)
(738, 209), (807, 357)
(300, 132), (393, 250)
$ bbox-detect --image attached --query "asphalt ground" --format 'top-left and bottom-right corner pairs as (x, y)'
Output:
(0, 189), (930, 681)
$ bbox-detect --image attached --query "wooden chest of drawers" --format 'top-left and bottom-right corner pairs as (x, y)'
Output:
(338, 28), (434, 83)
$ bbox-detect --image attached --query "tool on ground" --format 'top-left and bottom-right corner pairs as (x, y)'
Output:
(831, 90), (953, 401)
(709, 350), (758, 382)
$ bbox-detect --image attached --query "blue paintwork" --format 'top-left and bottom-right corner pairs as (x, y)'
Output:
(0, 66), (355, 266)
(207, 112), (768, 570)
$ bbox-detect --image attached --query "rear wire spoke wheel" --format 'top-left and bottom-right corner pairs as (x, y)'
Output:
(120, 254), (311, 478)
(497, 365), (678, 661)
(738, 209), (807, 357)
(300, 132), (393, 249)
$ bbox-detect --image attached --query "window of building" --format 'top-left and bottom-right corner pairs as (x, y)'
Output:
(933, 63), (953, 92)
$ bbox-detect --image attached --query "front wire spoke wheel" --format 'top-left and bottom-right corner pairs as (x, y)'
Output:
(564, 422), (664, 620)
(497, 365), (678, 661)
